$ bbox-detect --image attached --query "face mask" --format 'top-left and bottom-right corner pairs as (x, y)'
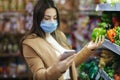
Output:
(40, 20), (58, 33)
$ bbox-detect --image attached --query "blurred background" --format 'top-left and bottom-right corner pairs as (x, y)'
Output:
(0, 0), (120, 80)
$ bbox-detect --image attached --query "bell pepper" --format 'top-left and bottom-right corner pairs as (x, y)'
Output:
(107, 28), (116, 43)
(97, 22), (107, 29)
(91, 28), (106, 41)
(114, 74), (120, 80)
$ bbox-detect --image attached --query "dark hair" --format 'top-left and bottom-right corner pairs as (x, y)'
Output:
(19, 0), (60, 53)
(30, 0), (60, 38)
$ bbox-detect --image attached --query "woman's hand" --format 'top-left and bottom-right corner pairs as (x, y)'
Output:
(87, 35), (105, 51)
(56, 54), (76, 73)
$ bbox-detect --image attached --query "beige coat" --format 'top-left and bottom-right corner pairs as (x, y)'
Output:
(22, 30), (93, 80)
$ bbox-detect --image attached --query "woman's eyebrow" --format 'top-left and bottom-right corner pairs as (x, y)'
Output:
(44, 15), (57, 17)
(44, 15), (51, 17)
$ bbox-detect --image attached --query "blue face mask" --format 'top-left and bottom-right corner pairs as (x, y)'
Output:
(40, 20), (58, 33)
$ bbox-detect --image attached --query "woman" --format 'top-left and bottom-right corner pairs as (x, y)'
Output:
(20, 0), (105, 80)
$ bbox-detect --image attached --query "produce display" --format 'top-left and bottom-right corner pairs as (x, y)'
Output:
(100, 0), (120, 4)
(102, 51), (120, 80)
(79, 1), (120, 80)
(90, 11), (120, 79)
(78, 49), (120, 80)
(91, 11), (120, 46)
(115, 27), (120, 46)
(78, 57), (99, 80)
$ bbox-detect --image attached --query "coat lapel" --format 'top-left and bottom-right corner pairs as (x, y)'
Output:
(23, 37), (58, 67)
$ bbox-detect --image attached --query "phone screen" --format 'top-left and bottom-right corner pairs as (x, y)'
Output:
(60, 50), (76, 61)
(64, 50), (76, 54)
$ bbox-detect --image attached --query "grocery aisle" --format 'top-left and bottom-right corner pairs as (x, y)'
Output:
(0, 0), (35, 80)
(77, 1), (120, 80)
(0, 0), (120, 80)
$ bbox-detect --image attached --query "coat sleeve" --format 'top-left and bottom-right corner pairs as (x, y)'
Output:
(57, 30), (94, 67)
(74, 45), (94, 67)
(23, 44), (62, 80)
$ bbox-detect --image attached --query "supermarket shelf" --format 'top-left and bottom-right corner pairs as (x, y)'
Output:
(0, 32), (25, 37)
(96, 3), (120, 11)
(0, 53), (20, 58)
(0, 11), (24, 18)
(102, 39), (120, 55)
(98, 69), (112, 80)
(79, 11), (102, 16)
(0, 74), (32, 79)
(79, 6), (96, 11)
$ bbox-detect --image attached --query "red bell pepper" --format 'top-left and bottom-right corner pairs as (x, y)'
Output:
(114, 74), (120, 80)
(107, 28), (116, 43)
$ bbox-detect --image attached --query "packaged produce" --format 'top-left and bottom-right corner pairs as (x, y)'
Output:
(10, 0), (17, 11)
(18, 0), (25, 12)
(3, 0), (10, 11)
(0, 0), (3, 12)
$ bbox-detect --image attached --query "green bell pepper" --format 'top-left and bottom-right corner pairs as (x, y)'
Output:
(91, 28), (106, 41)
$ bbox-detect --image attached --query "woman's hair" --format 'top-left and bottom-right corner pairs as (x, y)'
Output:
(19, 0), (60, 53)
(30, 0), (60, 38)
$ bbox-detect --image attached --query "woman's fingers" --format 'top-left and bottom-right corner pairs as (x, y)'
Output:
(101, 35), (105, 44)
(57, 54), (76, 73)
(87, 35), (105, 51)
(97, 35), (102, 46)
(98, 35), (102, 43)
(66, 54), (76, 66)
(96, 35), (105, 47)
(95, 35), (99, 44)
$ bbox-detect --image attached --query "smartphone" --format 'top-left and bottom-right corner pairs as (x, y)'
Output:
(60, 50), (76, 61)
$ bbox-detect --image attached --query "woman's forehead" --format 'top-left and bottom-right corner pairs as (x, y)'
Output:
(44, 8), (57, 16)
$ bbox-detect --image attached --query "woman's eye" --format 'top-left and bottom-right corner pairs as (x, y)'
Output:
(43, 17), (57, 21)
(44, 18), (50, 20)
(54, 18), (57, 20)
